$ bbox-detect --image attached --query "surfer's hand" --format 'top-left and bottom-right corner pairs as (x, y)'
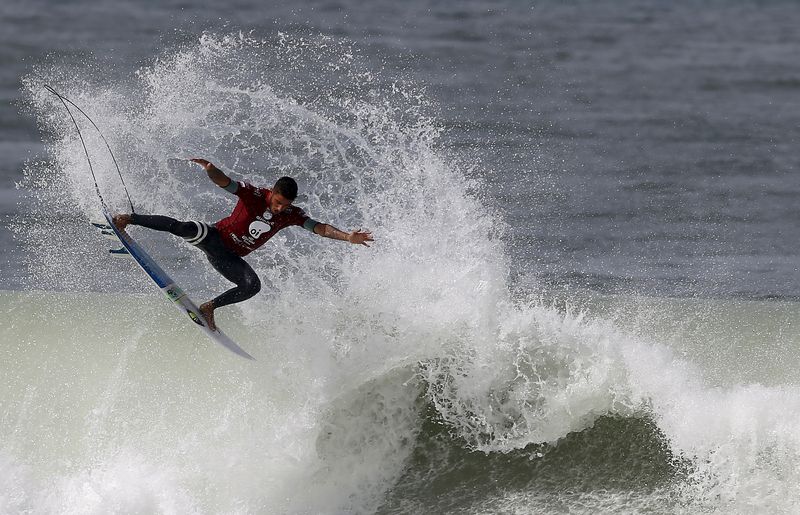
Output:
(348, 230), (373, 247)
(190, 158), (214, 171)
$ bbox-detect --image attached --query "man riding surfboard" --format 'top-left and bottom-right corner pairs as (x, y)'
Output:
(113, 158), (373, 330)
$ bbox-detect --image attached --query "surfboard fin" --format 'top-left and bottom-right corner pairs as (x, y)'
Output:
(91, 221), (121, 242)
(109, 247), (130, 256)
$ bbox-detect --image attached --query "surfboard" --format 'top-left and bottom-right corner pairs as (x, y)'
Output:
(94, 209), (255, 360)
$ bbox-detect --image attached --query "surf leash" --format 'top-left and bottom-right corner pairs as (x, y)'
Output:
(43, 84), (136, 215)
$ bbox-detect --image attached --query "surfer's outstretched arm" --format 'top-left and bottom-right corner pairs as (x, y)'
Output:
(190, 158), (234, 190)
(313, 223), (373, 247)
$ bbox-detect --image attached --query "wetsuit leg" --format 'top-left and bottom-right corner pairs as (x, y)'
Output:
(196, 229), (262, 309)
(130, 217), (260, 309)
(130, 214), (198, 239)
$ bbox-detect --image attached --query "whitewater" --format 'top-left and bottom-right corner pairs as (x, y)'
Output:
(3, 32), (800, 514)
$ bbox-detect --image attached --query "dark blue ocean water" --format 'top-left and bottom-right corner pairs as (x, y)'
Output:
(2, 0), (799, 298)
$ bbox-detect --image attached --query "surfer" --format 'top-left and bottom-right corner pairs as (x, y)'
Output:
(113, 158), (373, 330)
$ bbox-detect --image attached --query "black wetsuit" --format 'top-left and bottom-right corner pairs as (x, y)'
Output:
(130, 214), (261, 309)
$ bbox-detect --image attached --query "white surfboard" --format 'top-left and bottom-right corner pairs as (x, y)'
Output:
(95, 209), (255, 360)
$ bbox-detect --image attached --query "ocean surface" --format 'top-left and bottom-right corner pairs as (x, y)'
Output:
(1, 0), (799, 513)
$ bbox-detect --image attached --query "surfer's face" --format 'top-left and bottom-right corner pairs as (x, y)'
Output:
(270, 192), (293, 214)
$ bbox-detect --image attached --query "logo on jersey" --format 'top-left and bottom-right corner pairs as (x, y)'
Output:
(249, 220), (272, 239)
(165, 285), (185, 303)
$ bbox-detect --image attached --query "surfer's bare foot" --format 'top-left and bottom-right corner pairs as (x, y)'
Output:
(112, 214), (132, 231)
(199, 301), (217, 331)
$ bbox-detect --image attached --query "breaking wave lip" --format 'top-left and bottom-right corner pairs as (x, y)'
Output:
(411, 296), (800, 513)
(10, 31), (800, 513)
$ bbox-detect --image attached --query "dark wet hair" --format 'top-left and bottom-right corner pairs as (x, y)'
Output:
(273, 176), (298, 200)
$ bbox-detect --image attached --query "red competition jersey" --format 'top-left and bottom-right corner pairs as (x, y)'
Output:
(214, 181), (315, 256)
